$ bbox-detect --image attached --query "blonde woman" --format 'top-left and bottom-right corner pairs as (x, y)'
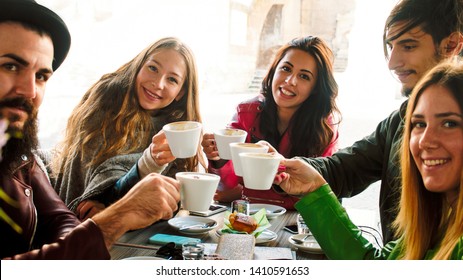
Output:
(50, 37), (203, 219)
(275, 61), (463, 259)
(393, 61), (463, 259)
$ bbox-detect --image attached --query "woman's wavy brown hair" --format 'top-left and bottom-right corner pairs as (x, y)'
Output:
(51, 37), (202, 175)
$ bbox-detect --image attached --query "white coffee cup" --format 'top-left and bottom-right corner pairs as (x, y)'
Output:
(213, 128), (247, 160)
(239, 152), (283, 190)
(163, 121), (202, 158)
(229, 142), (269, 176)
(176, 172), (220, 212)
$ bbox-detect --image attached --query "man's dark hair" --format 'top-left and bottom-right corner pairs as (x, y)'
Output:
(383, 0), (463, 58)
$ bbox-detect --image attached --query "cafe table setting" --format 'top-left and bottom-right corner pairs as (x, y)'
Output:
(110, 204), (326, 260)
(110, 131), (327, 260)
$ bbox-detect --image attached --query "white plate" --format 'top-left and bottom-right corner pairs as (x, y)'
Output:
(249, 204), (286, 219)
(288, 234), (323, 254)
(216, 229), (277, 244)
(168, 216), (218, 234)
(122, 256), (166, 260)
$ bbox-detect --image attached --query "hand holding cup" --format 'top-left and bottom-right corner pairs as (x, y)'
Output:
(163, 121), (202, 158)
(274, 158), (327, 196)
(201, 133), (220, 160)
(176, 172), (220, 212)
(213, 128), (247, 160)
(239, 152), (283, 190)
(150, 130), (175, 165)
(229, 142), (268, 176)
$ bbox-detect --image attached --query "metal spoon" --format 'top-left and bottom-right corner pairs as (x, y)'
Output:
(179, 221), (217, 231)
(250, 208), (285, 215)
(291, 234), (312, 244)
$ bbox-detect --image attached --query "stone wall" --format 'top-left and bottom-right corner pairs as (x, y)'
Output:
(237, 0), (356, 92)
(301, 0), (355, 71)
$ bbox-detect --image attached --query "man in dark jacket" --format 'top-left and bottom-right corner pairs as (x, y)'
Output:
(0, 0), (180, 259)
(276, 0), (463, 243)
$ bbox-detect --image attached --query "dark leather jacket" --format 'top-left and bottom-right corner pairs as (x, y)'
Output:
(303, 101), (407, 243)
(1, 155), (109, 259)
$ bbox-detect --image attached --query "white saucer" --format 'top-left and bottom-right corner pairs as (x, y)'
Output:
(216, 229), (277, 244)
(168, 216), (218, 235)
(249, 204), (286, 219)
(288, 234), (323, 254)
(122, 256), (166, 260)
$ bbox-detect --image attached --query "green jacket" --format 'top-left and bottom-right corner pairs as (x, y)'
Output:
(302, 101), (406, 243)
(295, 184), (463, 260)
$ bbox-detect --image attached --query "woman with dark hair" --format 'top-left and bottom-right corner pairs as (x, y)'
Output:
(202, 36), (340, 209)
(50, 37), (204, 219)
(277, 60), (463, 259)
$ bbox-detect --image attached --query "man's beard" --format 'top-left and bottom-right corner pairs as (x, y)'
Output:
(0, 98), (39, 175)
(401, 51), (443, 98)
(402, 86), (412, 98)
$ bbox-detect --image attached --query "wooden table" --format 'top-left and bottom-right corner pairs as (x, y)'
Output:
(110, 208), (326, 260)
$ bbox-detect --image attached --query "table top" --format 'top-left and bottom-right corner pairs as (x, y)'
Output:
(110, 207), (327, 260)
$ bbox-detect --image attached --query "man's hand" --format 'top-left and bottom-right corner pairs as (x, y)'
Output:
(117, 173), (180, 228)
(92, 173), (180, 248)
(76, 200), (105, 220)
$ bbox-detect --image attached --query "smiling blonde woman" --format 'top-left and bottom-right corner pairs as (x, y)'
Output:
(49, 37), (204, 219)
(276, 60), (463, 259)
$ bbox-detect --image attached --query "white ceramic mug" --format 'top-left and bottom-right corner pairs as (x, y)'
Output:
(229, 142), (269, 176)
(176, 172), (220, 212)
(213, 128), (247, 160)
(163, 121), (202, 158)
(239, 152), (283, 190)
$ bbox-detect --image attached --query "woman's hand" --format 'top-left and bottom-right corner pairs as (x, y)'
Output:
(76, 200), (106, 220)
(256, 141), (327, 196)
(201, 133), (220, 160)
(274, 158), (327, 196)
(151, 130), (176, 165)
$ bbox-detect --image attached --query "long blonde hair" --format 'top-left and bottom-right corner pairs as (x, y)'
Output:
(52, 37), (203, 175)
(397, 60), (463, 259)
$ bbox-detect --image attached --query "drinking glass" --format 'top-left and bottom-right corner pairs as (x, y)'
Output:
(182, 242), (205, 260)
(297, 213), (310, 234)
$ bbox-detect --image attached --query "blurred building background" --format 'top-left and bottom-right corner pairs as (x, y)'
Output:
(37, 0), (403, 232)
(38, 0), (400, 147)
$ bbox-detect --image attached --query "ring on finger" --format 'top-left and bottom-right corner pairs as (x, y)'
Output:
(153, 153), (161, 165)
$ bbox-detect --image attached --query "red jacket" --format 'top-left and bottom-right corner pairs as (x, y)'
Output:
(209, 96), (339, 209)
(1, 155), (109, 259)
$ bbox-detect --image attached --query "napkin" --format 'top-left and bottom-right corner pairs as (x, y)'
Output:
(215, 234), (255, 260)
(220, 208), (271, 237)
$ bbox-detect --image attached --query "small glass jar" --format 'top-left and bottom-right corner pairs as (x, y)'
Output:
(231, 199), (249, 215)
